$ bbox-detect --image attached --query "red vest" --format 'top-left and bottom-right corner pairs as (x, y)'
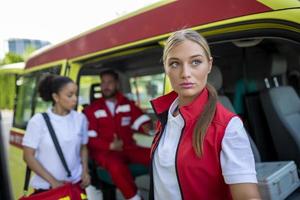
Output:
(150, 88), (235, 200)
(84, 92), (150, 155)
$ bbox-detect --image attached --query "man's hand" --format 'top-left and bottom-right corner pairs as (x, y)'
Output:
(109, 134), (123, 151)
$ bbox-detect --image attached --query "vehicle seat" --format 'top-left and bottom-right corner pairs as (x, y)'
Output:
(89, 83), (101, 103)
(288, 69), (300, 96)
(208, 66), (261, 162)
(260, 54), (300, 167)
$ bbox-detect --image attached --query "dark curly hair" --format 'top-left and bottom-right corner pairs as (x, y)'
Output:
(38, 74), (74, 102)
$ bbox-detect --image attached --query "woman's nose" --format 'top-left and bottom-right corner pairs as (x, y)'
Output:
(181, 63), (191, 78)
(73, 96), (78, 103)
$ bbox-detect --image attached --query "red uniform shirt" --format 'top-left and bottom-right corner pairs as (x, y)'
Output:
(84, 92), (151, 155)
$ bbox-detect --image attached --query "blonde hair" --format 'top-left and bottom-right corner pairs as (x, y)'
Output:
(163, 29), (212, 64)
(163, 29), (217, 156)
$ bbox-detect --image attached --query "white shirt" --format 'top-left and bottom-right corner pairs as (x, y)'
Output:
(22, 108), (89, 189)
(105, 100), (116, 116)
(153, 98), (257, 200)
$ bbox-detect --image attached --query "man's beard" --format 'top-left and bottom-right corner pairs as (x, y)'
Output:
(102, 89), (117, 99)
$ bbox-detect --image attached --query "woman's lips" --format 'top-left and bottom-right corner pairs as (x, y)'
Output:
(179, 82), (194, 89)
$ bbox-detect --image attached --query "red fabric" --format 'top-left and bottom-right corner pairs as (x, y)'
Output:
(83, 92), (151, 154)
(151, 88), (235, 200)
(19, 183), (86, 200)
(94, 146), (150, 198)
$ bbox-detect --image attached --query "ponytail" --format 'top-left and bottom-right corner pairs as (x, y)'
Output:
(192, 84), (217, 156)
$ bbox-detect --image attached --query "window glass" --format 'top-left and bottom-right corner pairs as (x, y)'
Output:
(78, 75), (100, 110)
(34, 67), (61, 114)
(34, 96), (52, 114)
(13, 66), (61, 129)
(129, 73), (164, 112)
(14, 75), (37, 129)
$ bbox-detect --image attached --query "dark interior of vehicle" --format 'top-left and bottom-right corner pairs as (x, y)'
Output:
(210, 37), (300, 164)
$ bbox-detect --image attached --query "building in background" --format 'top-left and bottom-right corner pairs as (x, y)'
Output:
(2, 38), (50, 57)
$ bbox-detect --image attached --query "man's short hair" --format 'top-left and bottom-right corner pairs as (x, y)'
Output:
(100, 70), (119, 81)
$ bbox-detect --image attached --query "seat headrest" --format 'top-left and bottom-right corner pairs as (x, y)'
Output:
(90, 83), (101, 103)
(271, 54), (287, 76)
(208, 66), (223, 91)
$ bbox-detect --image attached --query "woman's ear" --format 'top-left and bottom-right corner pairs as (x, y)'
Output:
(52, 93), (58, 103)
(208, 57), (213, 73)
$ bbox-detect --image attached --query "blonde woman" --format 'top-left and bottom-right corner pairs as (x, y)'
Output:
(150, 29), (261, 200)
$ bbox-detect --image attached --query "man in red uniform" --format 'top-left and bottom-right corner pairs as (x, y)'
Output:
(84, 70), (151, 200)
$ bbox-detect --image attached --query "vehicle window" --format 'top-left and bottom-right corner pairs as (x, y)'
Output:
(78, 75), (101, 110)
(33, 66), (61, 114)
(129, 73), (164, 113)
(13, 66), (61, 129)
(14, 75), (37, 129)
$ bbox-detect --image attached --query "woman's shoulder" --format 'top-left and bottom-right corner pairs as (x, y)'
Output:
(70, 110), (87, 121)
(29, 112), (44, 123)
(26, 112), (46, 132)
(212, 103), (237, 127)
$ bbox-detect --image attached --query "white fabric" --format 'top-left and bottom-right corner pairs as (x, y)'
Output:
(116, 104), (131, 113)
(88, 130), (97, 137)
(94, 109), (108, 118)
(153, 98), (257, 199)
(153, 98), (183, 200)
(105, 100), (116, 116)
(127, 193), (142, 200)
(131, 114), (151, 130)
(221, 117), (257, 184)
(22, 108), (89, 189)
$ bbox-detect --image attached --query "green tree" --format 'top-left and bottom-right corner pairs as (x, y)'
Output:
(1, 52), (24, 65)
(0, 46), (37, 109)
(23, 45), (37, 60)
(0, 45), (36, 66)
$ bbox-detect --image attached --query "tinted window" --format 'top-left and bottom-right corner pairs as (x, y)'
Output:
(129, 73), (164, 112)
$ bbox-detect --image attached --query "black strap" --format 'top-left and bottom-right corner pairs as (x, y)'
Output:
(23, 166), (31, 195)
(22, 112), (72, 194)
(42, 112), (71, 177)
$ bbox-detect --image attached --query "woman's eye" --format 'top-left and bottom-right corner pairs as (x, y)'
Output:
(67, 93), (75, 98)
(192, 60), (201, 65)
(169, 62), (179, 68)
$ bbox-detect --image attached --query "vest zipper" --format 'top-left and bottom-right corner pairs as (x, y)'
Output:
(175, 109), (186, 200)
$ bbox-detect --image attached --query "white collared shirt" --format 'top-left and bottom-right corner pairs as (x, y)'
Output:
(22, 108), (89, 189)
